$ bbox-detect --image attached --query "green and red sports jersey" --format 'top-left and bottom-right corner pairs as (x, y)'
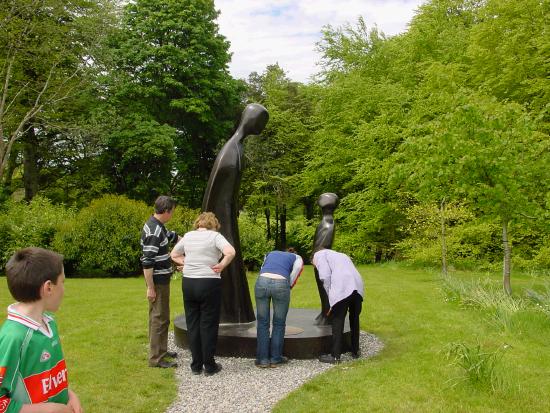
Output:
(0, 305), (69, 413)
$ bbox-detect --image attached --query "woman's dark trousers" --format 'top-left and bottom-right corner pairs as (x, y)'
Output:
(183, 277), (222, 373)
(330, 290), (362, 358)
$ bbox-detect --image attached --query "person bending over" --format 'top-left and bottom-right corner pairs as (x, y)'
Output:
(313, 249), (364, 364)
(254, 249), (303, 368)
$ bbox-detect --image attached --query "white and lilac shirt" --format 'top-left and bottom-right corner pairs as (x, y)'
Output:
(312, 249), (364, 307)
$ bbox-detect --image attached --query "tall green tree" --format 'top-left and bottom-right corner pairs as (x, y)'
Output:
(0, 0), (115, 196)
(241, 64), (316, 217)
(299, 21), (411, 261)
(109, 0), (243, 206)
(400, 92), (549, 293)
(466, 0), (550, 113)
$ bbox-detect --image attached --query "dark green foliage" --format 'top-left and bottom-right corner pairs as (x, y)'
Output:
(241, 65), (316, 216)
(2, 0), (548, 277)
(0, 197), (75, 269)
(108, 0), (244, 206)
(101, 116), (177, 204)
(53, 195), (199, 277)
(53, 195), (149, 276)
(168, 206), (201, 237)
(238, 212), (273, 270)
(285, 217), (315, 262)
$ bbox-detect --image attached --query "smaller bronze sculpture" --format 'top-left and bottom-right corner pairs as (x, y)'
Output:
(311, 193), (339, 325)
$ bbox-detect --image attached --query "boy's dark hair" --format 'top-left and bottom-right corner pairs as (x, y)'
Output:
(6, 247), (64, 302)
(154, 196), (176, 214)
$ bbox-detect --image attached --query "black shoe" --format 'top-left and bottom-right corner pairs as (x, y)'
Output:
(165, 351), (178, 359)
(204, 363), (222, 376)
(255, 361), (270, 368)
(351, 351), (361, 359)
(318, 354), (340, 364)
(191, 368), (202, 375)
(270, 357), (289, 368)
(153, 360), (178, 368)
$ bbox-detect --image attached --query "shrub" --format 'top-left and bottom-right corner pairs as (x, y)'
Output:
(286, 216), (315, 262)
(238, 212), (272, 270)
(332, 231), (380, 264)
(0, 197), (74, 269)
(397, 202), (550, 272)
(530, 242), (550, 274)
(397, 202), (504, 270)
(53, 195), (149, 276)
(169, 206), (200, 236)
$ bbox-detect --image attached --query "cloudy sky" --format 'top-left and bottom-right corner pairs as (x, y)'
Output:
(214, 0), (427, 83)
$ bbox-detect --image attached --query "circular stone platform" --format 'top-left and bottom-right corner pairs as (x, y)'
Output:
(174, 308), (351, 359)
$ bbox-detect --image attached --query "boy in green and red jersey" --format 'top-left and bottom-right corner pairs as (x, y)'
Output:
(0, 247), (82, 413)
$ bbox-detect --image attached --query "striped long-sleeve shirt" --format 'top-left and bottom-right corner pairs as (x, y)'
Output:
(140, 215), (178, 285)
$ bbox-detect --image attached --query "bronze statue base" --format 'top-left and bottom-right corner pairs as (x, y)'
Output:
(174, 308), (351, 359)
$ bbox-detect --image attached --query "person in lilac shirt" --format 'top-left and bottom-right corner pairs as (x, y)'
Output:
(312, 249), (364, 363)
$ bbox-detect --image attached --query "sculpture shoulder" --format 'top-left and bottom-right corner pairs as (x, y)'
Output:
(214, 138), (243, 170)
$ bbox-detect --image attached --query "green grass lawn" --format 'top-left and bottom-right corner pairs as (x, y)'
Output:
(1, 265), (549, 412)
(0, 276), (185, 413)
(276, 264), (550, 413)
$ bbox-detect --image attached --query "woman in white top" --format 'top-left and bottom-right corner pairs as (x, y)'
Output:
(171, 212), (235, 376)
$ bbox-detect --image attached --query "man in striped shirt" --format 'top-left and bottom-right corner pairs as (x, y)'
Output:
(141, 196), (180, 368)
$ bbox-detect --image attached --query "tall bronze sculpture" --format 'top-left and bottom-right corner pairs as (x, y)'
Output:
(202, 103), (269, 323)
(311, 192), (339, 325)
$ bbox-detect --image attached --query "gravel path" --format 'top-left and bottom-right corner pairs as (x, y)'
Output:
(165, 331), (384, 413)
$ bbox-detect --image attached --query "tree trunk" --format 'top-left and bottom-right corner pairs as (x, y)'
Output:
(22, 124), (39, 201)
(265, 207), (271, 240)
(280, 204), (287, 251)
(303, 196), (314, 220)
(2, 145), (19, 189)
(274, 204), (280, 250)
(374, 248), (382, 263)
(502, 220), (512, 295)
(440, 198), (448, 277)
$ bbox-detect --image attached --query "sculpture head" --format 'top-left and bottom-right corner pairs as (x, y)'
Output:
(317, 193), (339, 213)
(237, 103), (269, 137)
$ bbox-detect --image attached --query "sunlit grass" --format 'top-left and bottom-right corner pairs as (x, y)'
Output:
(275, 264), (550, 413)
(0, 277), (184, 413)
(1, 265), (549, 412)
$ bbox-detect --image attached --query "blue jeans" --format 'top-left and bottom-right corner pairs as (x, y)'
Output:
(254, 276), (290, 365)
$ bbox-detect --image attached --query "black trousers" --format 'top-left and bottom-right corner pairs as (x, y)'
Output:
(182, 277), (222, 372)
(330, 290), (362, 358)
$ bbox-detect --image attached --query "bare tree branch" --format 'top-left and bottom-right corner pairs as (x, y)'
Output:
(4, 80), (30, 116)
(0, 52), (15, 120)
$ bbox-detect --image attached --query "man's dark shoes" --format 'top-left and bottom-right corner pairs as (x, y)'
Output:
(204, 363), (222, 376)
(191, 368), (202, 375)
(165, 351), (178, 359)
(351, 351), (361, 359)
(154, 360), (178, 368)
(270, 357), (289, 368)
(255, 361), (270, 368)
(318, 354), (340, 364)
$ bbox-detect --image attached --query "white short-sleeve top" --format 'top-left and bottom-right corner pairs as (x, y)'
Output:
(172, 230), (231, 279)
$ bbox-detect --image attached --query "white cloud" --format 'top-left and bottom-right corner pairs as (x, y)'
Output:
(214, 0), (427, 83)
